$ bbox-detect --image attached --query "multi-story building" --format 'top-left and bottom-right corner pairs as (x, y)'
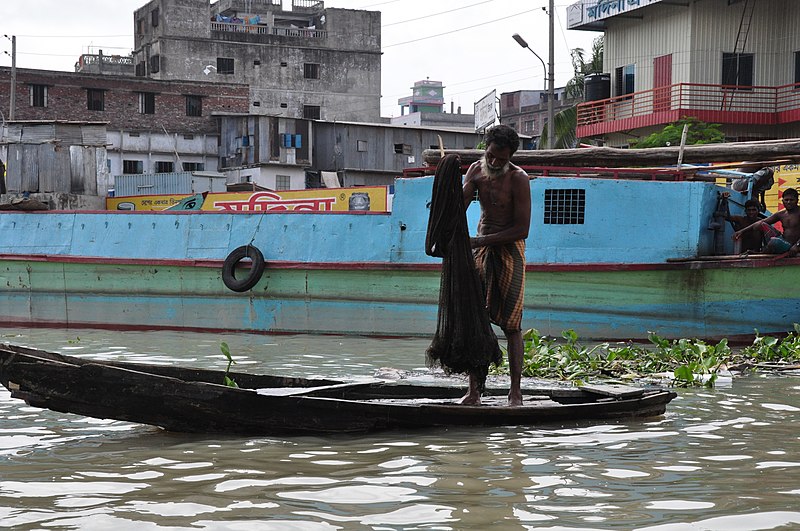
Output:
(132, 0), (381, 122)
(568, 0), (800, 146)
(0, 67), (250, 184)
(391, 79), (474, 130)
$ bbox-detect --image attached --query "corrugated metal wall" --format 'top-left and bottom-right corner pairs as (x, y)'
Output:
(605, 0), (800, 94)
(114, 172), (193, 196)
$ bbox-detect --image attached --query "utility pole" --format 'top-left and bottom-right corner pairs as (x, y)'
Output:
(547, 0), (555, 150)
(4, 35), (15, 120)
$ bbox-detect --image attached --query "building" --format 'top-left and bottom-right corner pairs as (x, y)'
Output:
(499, 87), (574, 143)
(391, 79), (474, 130)
(0, 67), (250, 187)
(132, 0), (381, 123)
(568, 0), (800, 146)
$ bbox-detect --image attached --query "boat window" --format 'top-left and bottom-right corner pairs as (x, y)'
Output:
(543, 189), (585, 224)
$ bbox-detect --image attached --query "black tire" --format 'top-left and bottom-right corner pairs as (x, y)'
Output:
(222, 245), (265, 292)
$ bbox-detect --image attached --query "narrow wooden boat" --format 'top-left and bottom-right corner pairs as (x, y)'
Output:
(0, 344), (677, 435)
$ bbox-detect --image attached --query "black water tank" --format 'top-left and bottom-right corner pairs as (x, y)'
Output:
(585, 73), (611, 101)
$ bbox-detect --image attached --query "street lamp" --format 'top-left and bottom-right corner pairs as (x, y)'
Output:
(512, 33), (546, 91)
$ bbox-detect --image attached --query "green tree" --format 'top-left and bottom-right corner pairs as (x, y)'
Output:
(540, 36), (603, 149)
(630, 117), (725, 148)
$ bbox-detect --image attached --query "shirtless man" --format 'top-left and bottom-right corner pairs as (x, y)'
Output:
(734, 187), (800, 256)
(461, 124), (532, 406)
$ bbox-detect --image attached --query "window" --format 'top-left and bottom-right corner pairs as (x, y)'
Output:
(543, 189), (585, 224)
(281, 134), (302, 148)
(30, 84), (47, 107)
(183, 134), (194, 140)
(151, 7), (159, 27)
(615, 64), (635, 97)
(280, 61), (288, 67)
(357, 140), (368, 152)
(722, 52), (754, 88)
(135, 62), (146, 76)
(217, 57), (234, 74)
(276, 175), (291, 190)
(150, 54), (160, 73)
(795, 51), (800, 85)
(304, 63), (320, 79)
(155, 161), (174, 173)
(186, 95), (202, 116)
(87, 89), (105, 111)
(139, 92), (155, 114)
(303, 105), (321, 119)
(182, 162), (205, 171)
(254, 60), (261, 66)
(394, 143), (412, 155)
(280, 103), (288, 108)
(795, 51), (800, 86)
(123, 160), (143, 174)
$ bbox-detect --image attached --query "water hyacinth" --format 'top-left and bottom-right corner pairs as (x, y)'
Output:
(490, 324), (800, 387)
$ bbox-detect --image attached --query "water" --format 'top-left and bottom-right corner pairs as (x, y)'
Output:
(2, 327), (800, 530)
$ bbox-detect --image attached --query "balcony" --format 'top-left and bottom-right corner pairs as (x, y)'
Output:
(211, 21), (327, 39)
(577, 82), (800, 137)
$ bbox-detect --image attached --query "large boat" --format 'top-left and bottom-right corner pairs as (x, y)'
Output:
(1, 141), (799, 341)
(0, 343), (678, 435)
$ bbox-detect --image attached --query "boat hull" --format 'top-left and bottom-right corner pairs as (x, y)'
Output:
(1, 255), (797, 340)
(0, 344), (677, 435)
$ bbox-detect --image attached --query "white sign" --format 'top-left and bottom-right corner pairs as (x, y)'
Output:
(567, 0), (663, 29)
(474, 90), (496, 132)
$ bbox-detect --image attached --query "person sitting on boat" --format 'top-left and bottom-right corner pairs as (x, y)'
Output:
(462, 124), (531, 406)
(734, 188), (800, 257)
(726, 199), (778, 253)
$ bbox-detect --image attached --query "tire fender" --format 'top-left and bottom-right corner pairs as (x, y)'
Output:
(222, 245), (265, 292)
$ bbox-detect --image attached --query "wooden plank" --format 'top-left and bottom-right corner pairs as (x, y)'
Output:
(580, 384), (645, 399)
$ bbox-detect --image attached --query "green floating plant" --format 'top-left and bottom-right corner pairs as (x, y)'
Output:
(489, 325), (800, 388)
(220, 342), (238, 388)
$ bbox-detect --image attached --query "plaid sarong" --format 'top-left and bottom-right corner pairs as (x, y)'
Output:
(473, 240), (526, 331)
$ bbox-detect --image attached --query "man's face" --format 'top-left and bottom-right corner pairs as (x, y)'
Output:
(745, 205), (759, 219)
(782, 194), (798, 211)
(482, 143), (512, 178)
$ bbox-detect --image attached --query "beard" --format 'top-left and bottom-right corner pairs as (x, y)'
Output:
(480, 155), (508, 179)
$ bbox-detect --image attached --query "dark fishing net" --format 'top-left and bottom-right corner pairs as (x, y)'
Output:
(424, 154), (502, 392)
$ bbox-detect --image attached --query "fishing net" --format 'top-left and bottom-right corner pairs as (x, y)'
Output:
(424, 154), (502, 392)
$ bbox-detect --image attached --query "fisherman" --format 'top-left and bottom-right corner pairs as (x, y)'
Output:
(734, 188), (800, 256)
(462, 124), (531, 406)
(725, 199), (777, 253)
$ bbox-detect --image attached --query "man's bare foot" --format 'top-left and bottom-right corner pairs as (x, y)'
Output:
(460, 392), (481, 405)
(508, 391), (523, 407)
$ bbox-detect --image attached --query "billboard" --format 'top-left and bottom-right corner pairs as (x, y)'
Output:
(107, 187), (389, 213)
(474, 90), (497, 132)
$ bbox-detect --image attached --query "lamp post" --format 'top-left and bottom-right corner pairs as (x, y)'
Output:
(3, 35), (15, 120)
(512, 27), (554, 149)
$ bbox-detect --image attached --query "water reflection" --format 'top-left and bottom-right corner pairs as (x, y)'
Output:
(1, 327), (800, 529)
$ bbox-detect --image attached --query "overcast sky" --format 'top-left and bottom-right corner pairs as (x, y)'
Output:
(0, 0), (601, 118)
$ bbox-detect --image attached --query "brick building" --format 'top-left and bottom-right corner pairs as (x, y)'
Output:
(0, 67), (249, 179)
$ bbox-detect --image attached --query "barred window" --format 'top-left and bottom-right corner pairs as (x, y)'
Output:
(543, 189), (585, 224)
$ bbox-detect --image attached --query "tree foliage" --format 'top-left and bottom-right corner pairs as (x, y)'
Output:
(631, 116), (725, 148)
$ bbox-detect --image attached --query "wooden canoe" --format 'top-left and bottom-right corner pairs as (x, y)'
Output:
(0, 343), (677, 435)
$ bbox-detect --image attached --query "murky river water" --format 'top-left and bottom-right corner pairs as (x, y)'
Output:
(1, 327), (799, 530)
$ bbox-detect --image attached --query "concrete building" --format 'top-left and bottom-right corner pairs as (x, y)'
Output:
(132, 0), (381, 123)
(391, 80), (474, 130)
(568, 0), (800, 146)
(499, 87), (574, 144)
(0, 67), (250, 188)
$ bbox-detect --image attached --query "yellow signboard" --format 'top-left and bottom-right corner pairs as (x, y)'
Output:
(107, 187), (389, 212)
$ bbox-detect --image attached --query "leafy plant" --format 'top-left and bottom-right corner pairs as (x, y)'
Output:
(220, 342), (238, 388)
(491, 326), (800, 388)
(630, 116), (725, 148)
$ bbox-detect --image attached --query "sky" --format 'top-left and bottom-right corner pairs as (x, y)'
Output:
(0, 0), (601, 118)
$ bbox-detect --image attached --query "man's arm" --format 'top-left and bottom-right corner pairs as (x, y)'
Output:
(462, 161), (480, 210)
(733, 212), (781, 240)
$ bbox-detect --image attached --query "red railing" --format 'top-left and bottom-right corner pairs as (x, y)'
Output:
(577, 82), (800, 136)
